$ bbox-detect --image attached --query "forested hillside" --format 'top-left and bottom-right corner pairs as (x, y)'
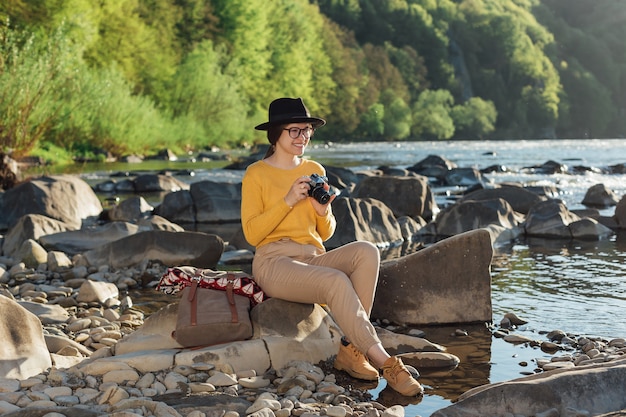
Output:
(0, 0), (624, 162)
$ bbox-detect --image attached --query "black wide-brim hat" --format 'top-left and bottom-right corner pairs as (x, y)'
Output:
(255, 97), (326, 131)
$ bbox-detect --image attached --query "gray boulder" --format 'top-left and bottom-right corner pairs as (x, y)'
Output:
(115, 297), (453, 375)
(47, 251), (73, 272)
(156, 182), (243, 227)
(524, 160), (568, 174)
(133, 173), (189, 192)
(76, 280), (119, 304)
(108, 196), (154, 222)
(82, 230), (224, 269)
(113, 178), (135, 192)
(155, 189), (196, 224)
(191, 180), (242, 223)
(524, 183), (562, 199)
(460, 184), (544, 215)
(229, 227), (256, 253)
(136, 215), (184, 232)
(615, 195), (626, 229)
(434, 198), (524, 245)
(0, 175), (102, 229)
(39, 222), (140, 255)
(326, 165), (361, 193)
(444, 167), (484, 187)
(372, 229), (493, 326)
(250, 299), (343, 371)
(17, 300), (70, 325)
(407, 154), (457, 181)
(432, 358), (626, 417)
(324, 197), (404, 250)
(14, 239), (48, 268)
(523, 199), (612, 240)
(569, 217), (614, 240)
(375, 327), (445, 353)
(45, 333), (93, 357)
(2, 214), (72, 259)
(114, 298), (340, 369)
(0, 296), (52, 379)
(582, 183), (620, 208)
(524, 199), (581, 238)
(352, 175), (437, 221)
(397, 215), (426, 241)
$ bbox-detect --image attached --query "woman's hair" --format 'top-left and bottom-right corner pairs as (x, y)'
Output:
(263, 124), (284, 159)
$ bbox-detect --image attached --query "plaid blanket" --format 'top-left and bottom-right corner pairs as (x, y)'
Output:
(157, 266), (268, 306)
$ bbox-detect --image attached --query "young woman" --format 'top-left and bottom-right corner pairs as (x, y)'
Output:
(241, 97), (423, 397)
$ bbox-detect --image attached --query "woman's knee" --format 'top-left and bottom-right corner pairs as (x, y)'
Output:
(359, 240), (379, 254)
(352, 241), (380, 263)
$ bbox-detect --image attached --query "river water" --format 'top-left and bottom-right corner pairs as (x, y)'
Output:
(307, 139), (626, 415)
(66, 139), (626, 415)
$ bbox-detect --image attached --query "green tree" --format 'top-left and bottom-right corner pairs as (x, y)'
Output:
(211, 0), (273, 115)
(315, 18), (367, 138)
(386, 43), (429, 102)
(380, 89), (412, 140)
(166, 40), (251, 149)
(314, 0), (363, 33)
(536, 0), (626, 137)
(358, 103), (385, 139)
(0, 0), (59, 31)
(82, 0), (179, 98)
(172, 0), (219, 52)
(557, 60), (614, 138)
(362, 43), (409, 103)
(454, 2), (561, 138)
(450, 97), (497, 139)
(264, 1), (335, 113)
(411, 89), (455, 140)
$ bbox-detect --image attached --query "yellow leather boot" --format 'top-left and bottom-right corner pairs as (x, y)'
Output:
(381, 356), (424, 396)
(333, 340), (379, 381)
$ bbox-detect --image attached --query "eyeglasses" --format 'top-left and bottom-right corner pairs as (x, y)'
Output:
(283, 127), (314, 139)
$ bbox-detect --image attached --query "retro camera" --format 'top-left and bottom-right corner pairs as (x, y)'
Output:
(307, 173), (334, 204)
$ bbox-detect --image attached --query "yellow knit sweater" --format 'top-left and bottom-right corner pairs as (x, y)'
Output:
(241, 159), (336, 250)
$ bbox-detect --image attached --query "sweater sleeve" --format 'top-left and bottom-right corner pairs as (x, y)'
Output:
(316, 204), (336, 242)
(241, 166), (292, 247)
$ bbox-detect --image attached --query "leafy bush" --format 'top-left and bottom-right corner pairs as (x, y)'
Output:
(0, 24), (75, 157)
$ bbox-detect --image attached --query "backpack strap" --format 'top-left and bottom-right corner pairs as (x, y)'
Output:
(226, 274), (239, 323)
(188, 279), (199, 326)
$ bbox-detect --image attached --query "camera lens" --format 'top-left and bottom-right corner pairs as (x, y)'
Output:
(307, 173), (333, 204)
(312, 188), (331, 204)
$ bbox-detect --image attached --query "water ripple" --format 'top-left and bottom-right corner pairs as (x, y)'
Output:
(491, 238), (626, 337)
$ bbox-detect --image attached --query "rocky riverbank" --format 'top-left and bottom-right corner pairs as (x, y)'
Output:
(0, 252), (446, 417)
(2, 151), (626, 416)
(2, 239), (626, 417)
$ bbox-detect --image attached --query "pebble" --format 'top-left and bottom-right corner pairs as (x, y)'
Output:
(495, 314), (626, 375)
(206, 371), (238, 386)
(503, 334), (535, 344)
(0, 352), (388, 417)
(240, 376), (272, 389)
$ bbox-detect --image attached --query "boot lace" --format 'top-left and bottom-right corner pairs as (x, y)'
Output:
(385, 358), (407, 381)
(347, 343), (362, 358)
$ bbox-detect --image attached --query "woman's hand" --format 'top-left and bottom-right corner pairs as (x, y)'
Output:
(310, 191), (336, 216)
(284, 176), (314, 208)
(284, 175), (336, 215)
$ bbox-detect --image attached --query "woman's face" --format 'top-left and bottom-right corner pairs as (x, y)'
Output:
(276, 123), (314, 156)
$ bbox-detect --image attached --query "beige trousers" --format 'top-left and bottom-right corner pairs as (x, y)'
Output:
(252, 239), (382, 354)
